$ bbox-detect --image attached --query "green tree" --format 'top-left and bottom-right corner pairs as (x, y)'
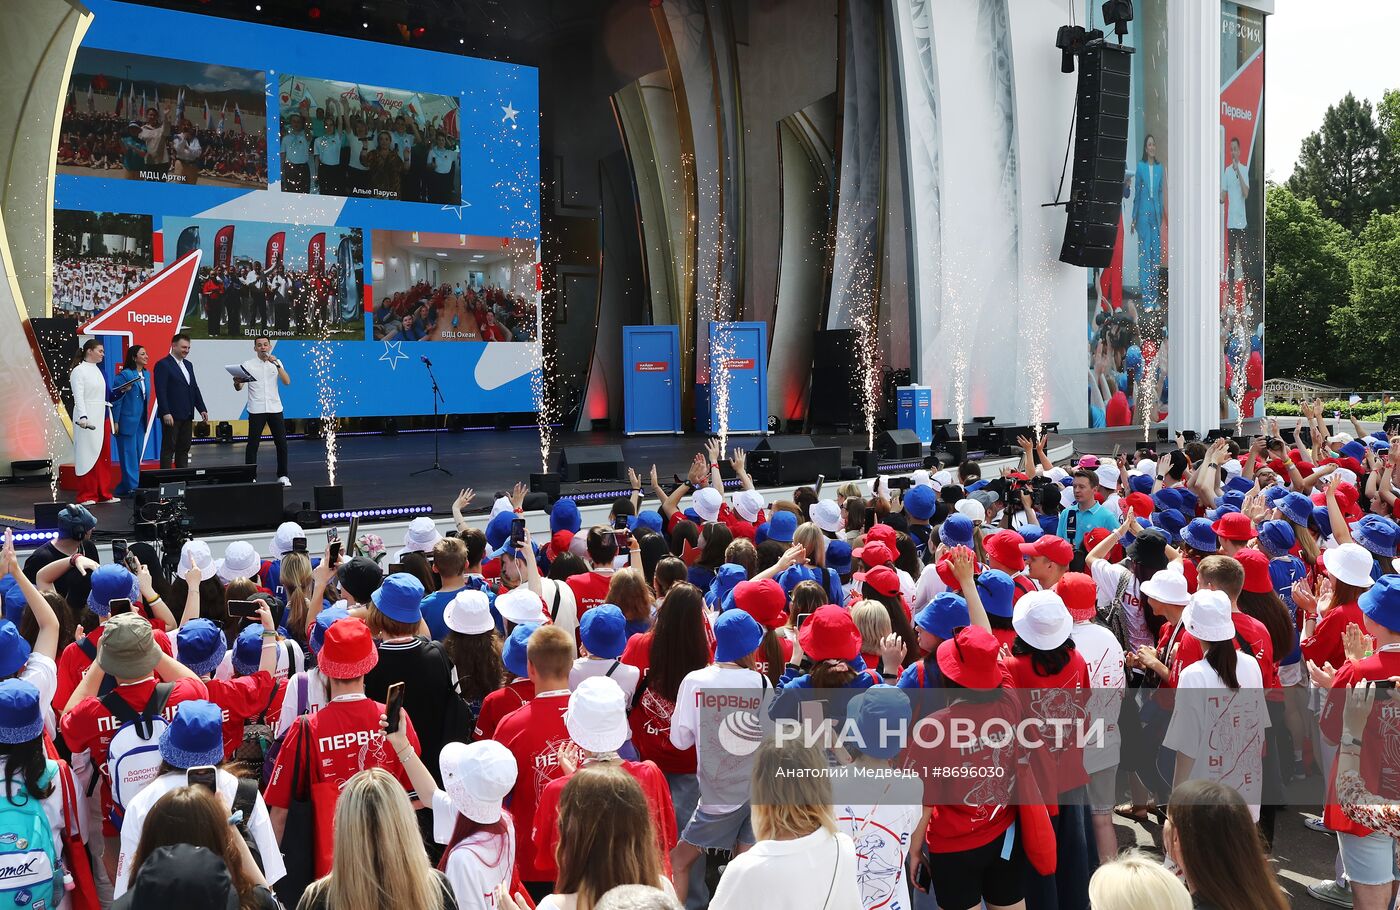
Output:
(1288, 92), (1393, 233)
(1331, 211), (1400, 386)
(1264, 185), (1351, 382)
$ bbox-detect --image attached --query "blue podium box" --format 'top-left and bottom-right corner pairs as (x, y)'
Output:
(896, 385), (933, 445)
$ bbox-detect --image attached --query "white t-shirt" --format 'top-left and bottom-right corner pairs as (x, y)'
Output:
(431, 789), (516, 910)
(1089, 559), (1152, 651)
(671, 664), (768, 813)
(239, 356), (284, 414)
(711, 828), (862, 910)
(1070, 621), (1125, 774)
(20, 654), (59, 740)
(274, 668), (330, 738)
(1223, 162), (1249, 230)
(536, 879), (677, 910)
(838, 787), (923, 910)
(282, 131), (310, 165)
(427, 147), (455, 174)
(1163, 654), (1269, 819)
(113, 768), (285, 897)
(539, 578), (579, 643)
(314, 132), (344, 167)
(569, 657), (639, 703)
(911, 564), (948, 613)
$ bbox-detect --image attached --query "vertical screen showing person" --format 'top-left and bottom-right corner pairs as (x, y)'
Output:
(56, 48), (268, 189)
(277, 75), (461, 205)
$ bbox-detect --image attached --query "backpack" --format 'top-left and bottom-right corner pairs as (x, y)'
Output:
(262, 671), (311, 788)
(0, 760), (63, 910)
(231, 775), (266, 874)
(102, 682), (173, 830)
(1095, 567), (1134, 652)
(233, 667), (285, 781)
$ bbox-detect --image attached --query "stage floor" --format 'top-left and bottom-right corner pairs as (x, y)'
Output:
(0, 420), (1261, 532)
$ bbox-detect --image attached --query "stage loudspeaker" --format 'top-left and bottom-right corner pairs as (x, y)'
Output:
(878, 429), (923, 459)
(807, 330), (860, 427)
(935, 440), (968, 466)
(754, 436), (815, 452)
(314, 485), (344, 511)
(853, 450), (879, 479)
(183, 482), (284, 533)
(530, 472), (562, 501)
(1060, 41), (1133, 269)
(749, 445), (842, 487)
(32, 501), (63, 530)
(558, 445), (626, 482)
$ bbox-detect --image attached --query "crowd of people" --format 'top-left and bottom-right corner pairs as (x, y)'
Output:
(192, 260), (356, 339)
(52, 256), (152, 320)
(58, 104), (268, 187)
(9, 405), (1400, 910)
(374, 280), (535, 343)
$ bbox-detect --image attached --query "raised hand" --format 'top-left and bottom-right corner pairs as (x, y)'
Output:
(510, 481), (527, 510)
(627, 467), (642, 492)
(453, 488), (475, 511)
(879, 633), (907, 672)
(730, 448), (747, 475)
(704, 437), (722, 466)
(649, 464), (660, 490)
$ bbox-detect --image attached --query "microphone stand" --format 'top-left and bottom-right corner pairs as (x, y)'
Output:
(411, 357), (452, 477)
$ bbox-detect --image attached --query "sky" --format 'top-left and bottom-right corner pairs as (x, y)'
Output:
(1265, 0), (1400, 182)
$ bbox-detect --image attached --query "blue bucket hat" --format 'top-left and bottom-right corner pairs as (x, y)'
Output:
(175, 619), (227, 678)
(230, 624), (268, 676)
(914, 592), (969, 642)
(502, 622), (538, 677)
(1262, 485), (1289, 508)
(1311, 505), (1333, 535)
(1278, 492), (1313, 527)
(1176, 488), (1199, 515)
(1017, 524), (1045, 543)
(1218, 491), (1247, 512)
(1256, 519), (1296, 558)
(714, 609), (763, 663)
(1360, 574), (1400, 634)
(371, 572), (426, 624)
(0, 622), (29, 680)
(975, 570), (1016, 619)
(1181, 518), (1218, 553)
(1128, 473), (1154, 495)
(88, 564), (139, 618)
(579, 604), (628, 660)
(1152, 488), (1183, 514)
(158, 700), (225, 769)
(1223, 475), (1255, 496)
(1206, 503), (1240, 522)
(484, 512), (514, 552)
(1340, 440), (1368, 463)
(1373, 439), (1392, 453)
(0, 578), (25, 629)
(1351, 515), (1399, 558)
(765, 511), (798, 544)
(707, 565), (748, 612)
(1125, 345), (1143, 375)
(825, 540), (853, 576)
(0, 680), (43, 745)
(549, 498), (581, 534)
(309, 605), (350, 655)
(904, 485), (937, 521)
(1155, 508), (1187, 544)
(939, 514), (974, 549)
(635, 510), (664, 535)
(851, 686), (912, 760)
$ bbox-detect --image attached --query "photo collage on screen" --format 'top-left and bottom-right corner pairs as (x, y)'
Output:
(55, 44), (533, 345)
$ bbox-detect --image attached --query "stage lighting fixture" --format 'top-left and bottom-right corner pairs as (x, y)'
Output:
(1102, 0), (1133, 41)
(215, 421), (233, 444)
(320, 504), (433, 522)
(382, 417), (398, 436)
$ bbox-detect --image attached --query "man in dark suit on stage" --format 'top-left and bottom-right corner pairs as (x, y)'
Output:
(153, 332), (208, 468)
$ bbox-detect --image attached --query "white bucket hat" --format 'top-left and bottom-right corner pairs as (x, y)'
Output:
(911, 470), (933, 489)
(489, 496), (514, 520)
(810, 499), (843, 534)
(692, 487), (723, 523)
(1012, 590), (1073, 651)
(215, 540), (261, 584)
(271, 521), (305, 558)
(564, 676), (631, 754)
(1184, 590), (1235, 642)
(955, 499), (986, 523)
(733, 490), (766, 523)
(396, 517), (442, 561)
(440, 740), (517, 824)
(444, 589), (495, 635)
(1323, 542), (1376, 589)
(495, 586), (545, 625)
(1139, 569), (1190, 607)
(1096, 463), (1121, 490)
(177, 539), (214, 581)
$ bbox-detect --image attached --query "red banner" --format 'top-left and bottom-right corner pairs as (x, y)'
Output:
(636, 362), (669, 373)
(265, 231), (285, 269)
(723, 358), (755, 370)
(308, 232), (326, 274)
(213, 225), (235, 270)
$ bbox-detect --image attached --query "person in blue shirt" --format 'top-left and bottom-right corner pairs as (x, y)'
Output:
(1056, 470), (1118, 547)
(111, 344), (151, 497)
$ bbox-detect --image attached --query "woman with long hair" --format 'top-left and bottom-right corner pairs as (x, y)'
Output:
(129, 786), (275, 910)
(1164, 780), (1288, 910)
(782, 580), (828, 641)
(279, 551), (316, 654)
(709, 741), (860, 910)
(687, 523), (733, 590)
(299, 768), (453, 910)
(1086, 518), (1172, 651)
(1298, 542), (1375, 670)
(443, 590), (505, 717)
(112, 343), (151, 497)
(651, 556), (688, 603)
(607, 568), (655, 636)
(1130, 133), (1164, 310)
(69, 338), (117, 505)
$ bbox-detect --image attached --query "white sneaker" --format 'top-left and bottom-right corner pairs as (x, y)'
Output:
(101, 497), (122, 504)
(77, 499), (96, 506)
(278, 476), (291, 487)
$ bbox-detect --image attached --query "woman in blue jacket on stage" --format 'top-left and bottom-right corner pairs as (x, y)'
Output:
(1130, 134), (1164, 311)
(111, 343), (151, 497)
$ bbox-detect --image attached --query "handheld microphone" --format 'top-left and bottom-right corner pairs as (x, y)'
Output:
(421, 356), (432, 367)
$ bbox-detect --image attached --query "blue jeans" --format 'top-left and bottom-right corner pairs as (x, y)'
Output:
(666, 772), (709, 910)
(113, 431), (143, 495)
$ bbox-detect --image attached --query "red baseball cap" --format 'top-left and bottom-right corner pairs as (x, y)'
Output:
(865, 524), (898, 552)
(547, 530), (575, 559)
(1234, 548), (1272, 594)
(984, 530), (1025, 570)
(1020, 535), (1073, 567)
(1083, 527), (1122, 564)
(732, 579), (788, 629)
(796, 605), (862, 662)
(851, 542), (894, 568)
(1056, 572), (1098, 622)
(936, 626), (1002, 689)
(854, 565), (901, 598)
(1211, 511), (1256, 542)
(1123, 492), (1154, 519)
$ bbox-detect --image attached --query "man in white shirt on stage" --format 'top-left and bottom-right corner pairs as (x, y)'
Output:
(233, 335), (292, 486)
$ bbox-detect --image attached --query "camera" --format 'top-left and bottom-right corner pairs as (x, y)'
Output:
(134, 483), (194, 577)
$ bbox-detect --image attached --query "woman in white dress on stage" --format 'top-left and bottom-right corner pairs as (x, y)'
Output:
(69, 338), (118, 505)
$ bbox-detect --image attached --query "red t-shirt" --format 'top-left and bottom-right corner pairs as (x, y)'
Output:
(1301, 601), (1365, 673)
(716, 503), (756, 542)
(54, 621), (173, 713)
(474, 678), (535, 741)
(565, 571), (613, 615)
(532, 759), (678, 880)
(205, 671), (278, 759)
(1320, 651), (1400, 836)
(1004, 651), (1092, 795)
(913, 695), (1024, 852)
(491, 691), (576, 883)
(59, 676), (209, 835)
(1172, 612), (1280, 690)
(621, 635), (697, 774)
(753, 637), (794, 679)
